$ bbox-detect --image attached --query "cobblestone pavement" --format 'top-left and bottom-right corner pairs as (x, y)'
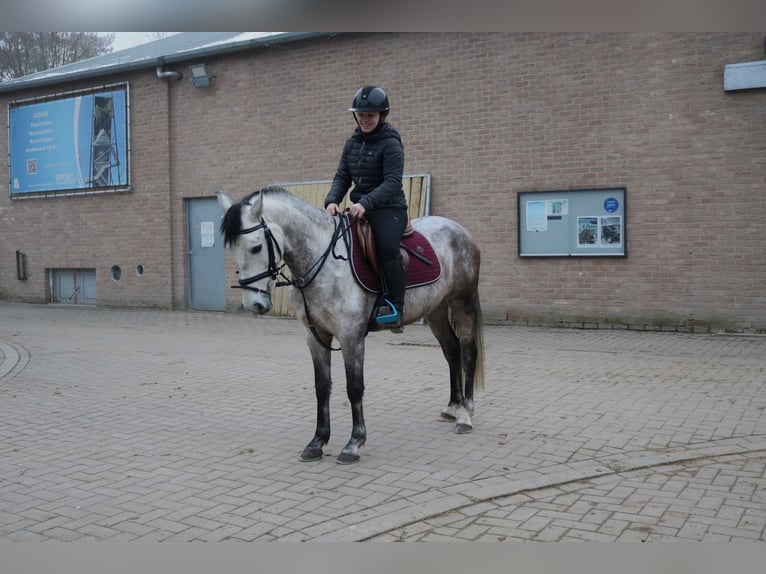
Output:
(1, 302), (765, 542)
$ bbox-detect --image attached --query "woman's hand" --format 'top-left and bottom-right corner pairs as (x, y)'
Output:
(348, 203), (366, 219)
(326, 203), (340, 215)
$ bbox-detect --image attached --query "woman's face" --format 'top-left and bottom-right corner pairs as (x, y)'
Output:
(355, 111), (381, 134)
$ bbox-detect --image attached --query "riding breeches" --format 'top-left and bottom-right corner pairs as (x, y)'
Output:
(364, 206), (407, 310)
(363, 207), (408, 262)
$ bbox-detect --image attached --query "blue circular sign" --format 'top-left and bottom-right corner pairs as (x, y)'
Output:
(604, 197), (619, 213)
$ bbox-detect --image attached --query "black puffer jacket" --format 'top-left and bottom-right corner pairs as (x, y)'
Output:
(325, 123), (408, 212)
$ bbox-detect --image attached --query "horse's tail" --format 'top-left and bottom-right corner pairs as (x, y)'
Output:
(472, 295), (485, 392)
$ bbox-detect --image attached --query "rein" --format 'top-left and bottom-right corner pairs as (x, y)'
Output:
(232, 212), (352, 351)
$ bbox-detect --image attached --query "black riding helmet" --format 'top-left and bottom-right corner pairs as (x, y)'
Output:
(349, 86), (390, 122)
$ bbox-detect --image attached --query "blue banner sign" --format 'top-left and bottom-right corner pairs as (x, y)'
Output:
(9, 86), (129, 195)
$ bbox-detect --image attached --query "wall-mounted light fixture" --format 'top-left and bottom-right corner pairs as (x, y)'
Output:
(189, 63), (212, 87)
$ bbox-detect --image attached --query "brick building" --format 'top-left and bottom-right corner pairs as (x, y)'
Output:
(1, 33), (764, 331)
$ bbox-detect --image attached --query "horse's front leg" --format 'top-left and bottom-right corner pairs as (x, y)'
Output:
(337, 338), (366, 464)
(300, 334), (333, 462)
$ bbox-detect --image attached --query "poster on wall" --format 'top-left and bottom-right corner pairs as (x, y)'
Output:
(9, 84), (129, 197)
(577, 215), (623, 248)
(577, 217), (599, 247)
(600, 216), (622, 247)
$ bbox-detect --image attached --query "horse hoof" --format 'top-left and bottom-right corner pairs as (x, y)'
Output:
(455, 423), (473, 434)
(300, 446), (323, 461)
(440, 405), (458, 421)
(336, 451), (360, 464)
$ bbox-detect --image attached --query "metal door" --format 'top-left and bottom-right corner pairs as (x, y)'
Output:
(50, 269), (96, 304)
(51, 270), (76, 303)
(79, 270), (97, 303)
(187, 197), (226, 311)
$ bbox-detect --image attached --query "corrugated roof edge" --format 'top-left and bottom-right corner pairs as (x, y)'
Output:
(0, 32), (339, 94)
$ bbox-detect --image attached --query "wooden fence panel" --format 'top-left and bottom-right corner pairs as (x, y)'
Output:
(267, 174), (431, 317)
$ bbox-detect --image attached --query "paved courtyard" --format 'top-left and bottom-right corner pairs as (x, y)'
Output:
(1, 302), (765, 541)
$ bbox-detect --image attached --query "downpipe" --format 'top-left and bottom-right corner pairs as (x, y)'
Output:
(156, 66), (182, 81)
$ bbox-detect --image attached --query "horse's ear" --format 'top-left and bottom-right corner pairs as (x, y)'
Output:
(244, 190), (264, 219)
(253, 190), (264, 211)
(217, 191), (233, 211)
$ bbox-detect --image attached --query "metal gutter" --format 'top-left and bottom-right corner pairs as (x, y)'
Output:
(0, 32), (338, 94)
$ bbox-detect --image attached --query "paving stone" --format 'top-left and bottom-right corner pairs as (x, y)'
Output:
(2, 302), (766, 542)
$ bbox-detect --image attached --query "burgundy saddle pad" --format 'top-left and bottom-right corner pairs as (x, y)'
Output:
(348, 216), (442, 294)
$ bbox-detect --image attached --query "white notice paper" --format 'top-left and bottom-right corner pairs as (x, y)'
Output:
(526, 201), (547, 232)
(201, 221), (215, 247)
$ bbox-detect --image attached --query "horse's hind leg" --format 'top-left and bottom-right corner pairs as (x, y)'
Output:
(300, 334), (333, 461)
(452, 298), (481, 413)
(426, 303), (472, 433)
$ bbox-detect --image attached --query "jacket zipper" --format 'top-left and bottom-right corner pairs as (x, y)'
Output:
(357, 141), (365, 186)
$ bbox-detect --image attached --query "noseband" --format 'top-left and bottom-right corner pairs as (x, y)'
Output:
(231, 218), (284, 295)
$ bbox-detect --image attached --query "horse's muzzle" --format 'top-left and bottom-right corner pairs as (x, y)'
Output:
(252, 302), (270, 315)
(247, 293), (272, 315)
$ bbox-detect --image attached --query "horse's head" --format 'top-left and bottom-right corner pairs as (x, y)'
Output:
(217, 189), (283, 315)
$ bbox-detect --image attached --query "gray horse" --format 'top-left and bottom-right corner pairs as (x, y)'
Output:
(218, 186), (485, 464)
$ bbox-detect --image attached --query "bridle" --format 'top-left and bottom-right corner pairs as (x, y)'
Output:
(230, 210), (352, 351)
(230, 218), (285, 296)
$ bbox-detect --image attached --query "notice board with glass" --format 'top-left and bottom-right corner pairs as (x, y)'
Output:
(518, 188), (626, 257)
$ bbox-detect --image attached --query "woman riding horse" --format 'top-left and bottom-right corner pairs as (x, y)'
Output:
(324, 86), (408, 333)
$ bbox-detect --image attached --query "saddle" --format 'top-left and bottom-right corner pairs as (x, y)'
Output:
(356, 216), (415, 276)
(348, 215), (442, 294)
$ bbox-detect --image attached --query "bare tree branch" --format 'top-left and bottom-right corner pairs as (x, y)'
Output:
(0, 32), (114, 81)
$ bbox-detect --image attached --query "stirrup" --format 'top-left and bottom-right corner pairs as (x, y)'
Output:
(375, 299), (400, 325)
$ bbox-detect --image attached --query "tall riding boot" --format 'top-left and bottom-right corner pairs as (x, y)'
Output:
(379, 255), (406, 333)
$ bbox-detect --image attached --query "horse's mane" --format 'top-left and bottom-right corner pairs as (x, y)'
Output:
(220, 186), (293, 247)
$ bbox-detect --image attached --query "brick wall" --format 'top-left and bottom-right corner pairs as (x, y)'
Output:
(0, 73), (176, 308)
(2, 33), (764, 330)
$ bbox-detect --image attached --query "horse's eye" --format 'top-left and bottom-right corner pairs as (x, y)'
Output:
(251, 244), (263, 254)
